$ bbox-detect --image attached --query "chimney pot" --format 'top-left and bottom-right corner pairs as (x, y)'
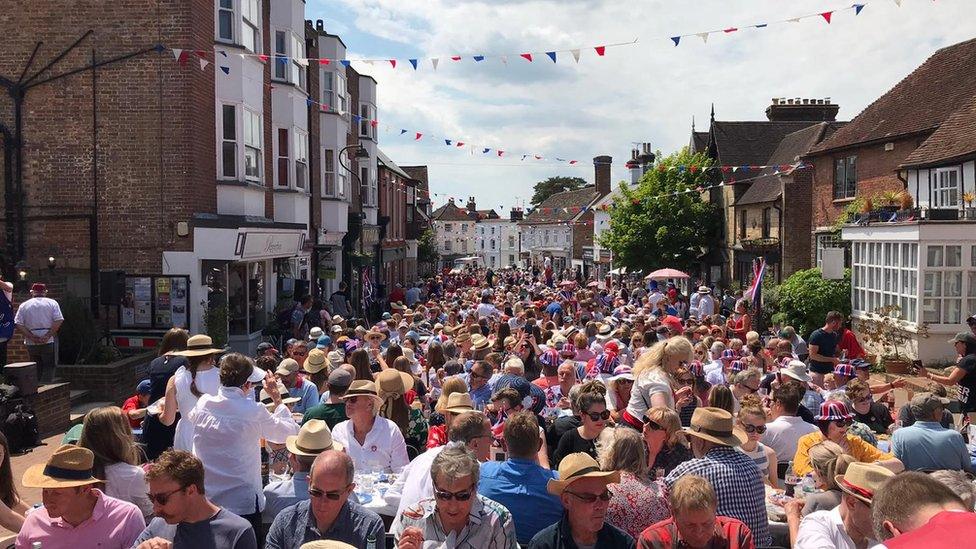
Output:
(825, 97), (831, 104)
(593, 155), (612, 196)
(316, 19), (324, 31)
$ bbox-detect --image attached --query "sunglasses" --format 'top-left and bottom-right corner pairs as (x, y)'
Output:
(854, 396), (872, 404)
(146, 485), (186, 505)
(565, 489), (612, 503)
(617, 378), (635, 385)
(833, 419), (853, 428)
(433, 484), (475, 501)
(309, 484), (351, 501)
(644, 419), (663, 431)
(585, 410), (611, 421)
(742, 424), (767, 434)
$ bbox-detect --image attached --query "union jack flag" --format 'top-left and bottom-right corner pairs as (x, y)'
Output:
(361, 267), (374, 309)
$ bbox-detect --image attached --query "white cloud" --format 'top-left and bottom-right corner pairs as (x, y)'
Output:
(311, 0), (976, 211)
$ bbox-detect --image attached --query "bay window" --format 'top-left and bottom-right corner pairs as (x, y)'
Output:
(359, 102), (376, 139)
(274, 31), (288, 80)
(852, 241), (917, 320)
(923, 244), (964, 324)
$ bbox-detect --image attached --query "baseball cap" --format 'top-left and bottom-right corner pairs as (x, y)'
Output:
(327, 369), (352, 388)
(275, 358), (301, 377)
(247, 365), (267, 384)
(136, 380), (152, 394)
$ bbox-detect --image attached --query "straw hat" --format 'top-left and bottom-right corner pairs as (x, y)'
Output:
(303, 349), (328, 374)
(286, 419), (342, 455)
(173, 334), (226, 357)
(364, 329), (386, 342)
(835, 461), (895, 505)
(546, 452), (620, 496)
(23, 445), (102, 488)
(300, 541), (356, 549)
(341, 379), (384, 406)
(376, 368), (413, 400)
(683, 407), (746, 447)
(260, 382), (301, 410)
(454, 331), (472, 345)
(327, 350), (345, 369)
(597, 323), (613, 336)
(471, 334), (490, 351)
(440, 392), (474, 414)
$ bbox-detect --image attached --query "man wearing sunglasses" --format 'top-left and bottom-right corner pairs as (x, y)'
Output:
(527, 452), (634, 548)
(393, 445), (516, 549)
(266, 450), (385, 549)
(135, 449), (256, 548)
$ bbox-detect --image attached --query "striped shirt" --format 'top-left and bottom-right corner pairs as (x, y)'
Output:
(739, 442), (770, 477)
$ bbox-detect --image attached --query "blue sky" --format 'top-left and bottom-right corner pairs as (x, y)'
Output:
(306, 0), (976, 214)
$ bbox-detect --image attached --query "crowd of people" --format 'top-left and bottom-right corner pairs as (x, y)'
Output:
(8, 267), (976, 549)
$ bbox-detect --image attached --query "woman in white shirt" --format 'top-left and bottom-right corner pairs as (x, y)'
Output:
(160, 334), (223, 450)
(623, 338), (694, 430)
(77, 406), (153, 518)
(332, 379), (410, 474)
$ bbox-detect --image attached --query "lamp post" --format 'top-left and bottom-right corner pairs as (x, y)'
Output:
(337, 145), (370, 321)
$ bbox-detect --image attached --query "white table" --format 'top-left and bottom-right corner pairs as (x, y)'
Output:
(354, 472), (399, 517)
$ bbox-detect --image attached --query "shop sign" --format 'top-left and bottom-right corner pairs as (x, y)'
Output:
(238, 232), (304, 259)
(362, 226), (380, 247)
(599, 250), (612, 262)
(582, 249), (594, 261)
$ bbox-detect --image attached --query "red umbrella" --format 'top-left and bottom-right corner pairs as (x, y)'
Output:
(644, 268), (690, 280)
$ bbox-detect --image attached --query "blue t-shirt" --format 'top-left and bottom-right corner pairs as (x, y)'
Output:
(479, 458), (563, 544)
(545, 302), (563, 316)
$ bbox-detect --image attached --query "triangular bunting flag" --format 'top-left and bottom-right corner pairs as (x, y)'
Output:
(277, 56), (289, 64)
(545, 51), (556, 63)
(520, 53), (532, 62)
(352, 115), (361, 123)
(721, 166), (731, 173)
(820, 11), (833, 23)
(571, 49), (581, 63)
(534, 155), (542, 160)
(172, 48), (183, 60)
(219, 50), (228, 57)
(854, 4), (865, 15)
(754, 23), (768, 28)
(473, 55), (484, 62)
(195, 50), (207, 59)
(445, 139), (452, 146)
(450, 56), (461, 61)
(431, 58), (439, 70)
(415, 133), (422, 140)
(340, 60), (351, 67)
(788, 17), (801, 23)
(724, 27), (738, 33)
(569, 160), (578, 165)
(732, 166), (739, 173)
(893, 0), (902, 6)
(497, 150), (504, 157)
(370, 120), (378, 128)
(400, 129), (407, 135)
(522, 154), (528, 161)
(199, 58), (209, 71)
(259, 54), (270, 63)
(670, 36), (681, 47)
(483, 148), (490, 154)
(456, 142), (464, 147)
(154, 44), (166, 53)
(499, 55), (508, 65)
(388, 59), (396, 68)
(594, 46), (606, 56)
(321, 58), (331, 65)
(697, 32), (709, 43)
(306, 98), (313, 107)
(409, 59), (418, 70)
(220, 66), (230, 75)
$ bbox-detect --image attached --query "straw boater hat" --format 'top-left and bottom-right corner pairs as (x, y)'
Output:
(376, 368), (413, 401)
(835, 461), (895, 505)
(597, 323), (613, 337)
(303, 349), (328, 374)
(23, 444), (102, 488)
(547, 452), (620, 496)
(260, 382), (301, 410)
(286, 419), (343, 455)
(684, 407), (747, 447)
(440, 392), (475, 414)
(340, 379), (384, 407)
(471, 334), (490, 351)
(173, 334), (226, 357)
(364, 328), (386, 342)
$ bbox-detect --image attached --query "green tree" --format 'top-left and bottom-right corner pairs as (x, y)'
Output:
(599, 149), (721, 273)
(777, 267), (852, 339)
(530, 176), (587, 206)
(418, 227), (440, 266)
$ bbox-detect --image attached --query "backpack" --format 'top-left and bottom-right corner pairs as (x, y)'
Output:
(5, 404), (39, 454)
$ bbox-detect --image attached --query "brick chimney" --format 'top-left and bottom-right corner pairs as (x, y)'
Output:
(594, 155), (612, 196)
(510, 208), (524, 221)
(765, 97), (839, 122)
(466, 196), (476, 212)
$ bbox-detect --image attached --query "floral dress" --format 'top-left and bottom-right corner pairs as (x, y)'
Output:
(606, 472), (671, 540)
(407, 407), (428, 448)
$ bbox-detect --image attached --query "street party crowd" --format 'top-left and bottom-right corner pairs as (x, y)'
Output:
(7, 267), (976, 549)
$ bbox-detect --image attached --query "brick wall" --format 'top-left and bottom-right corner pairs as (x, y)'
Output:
(0, 0), (217, 281)
(808, 135), (927, 231)
(782, 168), (814, 276)
(571, 212), (595, 260)
(58, 351), (154, 404)
(33, 382), (70, 437)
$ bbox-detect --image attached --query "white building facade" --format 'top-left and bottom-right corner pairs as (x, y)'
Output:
(478, 218), (521, 269)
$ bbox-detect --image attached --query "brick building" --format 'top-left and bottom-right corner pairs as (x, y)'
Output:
(377, 149), (409, 288)
(402, 165), (433, 280)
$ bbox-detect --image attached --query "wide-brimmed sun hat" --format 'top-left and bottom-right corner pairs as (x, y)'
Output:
(835, 461), (895, 505)
(441, 392), (475, 414)
(376, 369), (414, 401)
(684, 407), (746, 447)
(364, 328), (386, 342)
(546, 452), (620, 496)
(340, 380), (384, 406)
(286, 419), (342, 455)
(173, 334), (226, 357)
(303, 349), (328, 374)
(779, 360), (811, 382)
(471, 334), (490, 351)
(23, 444), (102, 488)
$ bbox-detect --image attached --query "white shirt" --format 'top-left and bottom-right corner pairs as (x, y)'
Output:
(762, 414), (820, 464)
(476, 302), (500, 319)
(704, 360), (726, 388)
(647, 291), (665, 310)
(795, 507), (861, 549)
(190, 386), (299, 515)
(13, 296), (63, 345)
(386, 445), (444, 521)
(627, 368), (674, 420)
(697, 294), (716, 317)
(104, 462), (153, 519)
(332, 416), (409, 474)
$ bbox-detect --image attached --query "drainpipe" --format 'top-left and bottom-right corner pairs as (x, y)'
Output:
(0, 123), (14, 277)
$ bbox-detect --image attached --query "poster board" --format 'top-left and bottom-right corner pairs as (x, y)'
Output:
(120, 275), (191, 329)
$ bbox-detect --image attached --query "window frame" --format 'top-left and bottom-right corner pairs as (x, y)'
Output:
(933, 167), (961, 209)
(276, 127), (289, 187)
(833, 155), (857, 200)
(323, 148), (337, 198)
(359, 102), (376, 139)
(922, 244), (967, 325)
(852, 240), (918, 322)
(241, 0), (260, 53)
(295, 130), (308, 190)
(220, 104), (238, 180)
(243, 108), (262, 182)
(217, 0), (235, 42)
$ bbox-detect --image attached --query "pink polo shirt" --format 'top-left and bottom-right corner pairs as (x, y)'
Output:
(16, 489), (145, 549)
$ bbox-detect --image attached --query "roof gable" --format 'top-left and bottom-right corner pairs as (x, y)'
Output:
(710, 121), (822, 167)
(431, 202), (473, 222)
(811, 37), (976, 154)
(900, 93), (976, 168)
(522, 185), (600, 224)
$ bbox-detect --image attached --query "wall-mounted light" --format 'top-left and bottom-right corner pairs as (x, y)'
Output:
(47, 256), (56, 270)
(15, 261), (27, 282)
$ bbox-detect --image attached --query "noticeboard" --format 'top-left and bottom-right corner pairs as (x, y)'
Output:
(120, 275), (191, 329)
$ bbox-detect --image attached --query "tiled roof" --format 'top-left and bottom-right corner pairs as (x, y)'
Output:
(737, 122), (846, 205)
(810, 37), (976, 155)
(900, 94), (976, 168)
(710, 121), (822, 168)
(521, 185), (599, 224)
(691, 131), (709, 153)
(431, 201), (472, 222)
(376, 149), (410, 179)
(473, 209), (500, 220)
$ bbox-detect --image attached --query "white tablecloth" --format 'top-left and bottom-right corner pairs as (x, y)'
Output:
(354, 472), (399, 517)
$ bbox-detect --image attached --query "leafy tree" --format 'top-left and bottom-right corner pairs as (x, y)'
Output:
(530, 176), (587, 206)
(417, 227), (440, 266)
(777, 267), (852, 339)
(599, 149), (721, 273)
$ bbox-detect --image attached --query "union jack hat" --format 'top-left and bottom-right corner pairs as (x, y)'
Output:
(539, 349), (561, 369)
(559, 342), (577, 358)
(596, 352), (620, 374)
(730, 360), (744, 373)
(721, 349), (737, 361)
(833, 363), (856, 378)
(687, 360), (705, 377)
(815, 400), (854, 421)
(850, 359), (871, 370)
